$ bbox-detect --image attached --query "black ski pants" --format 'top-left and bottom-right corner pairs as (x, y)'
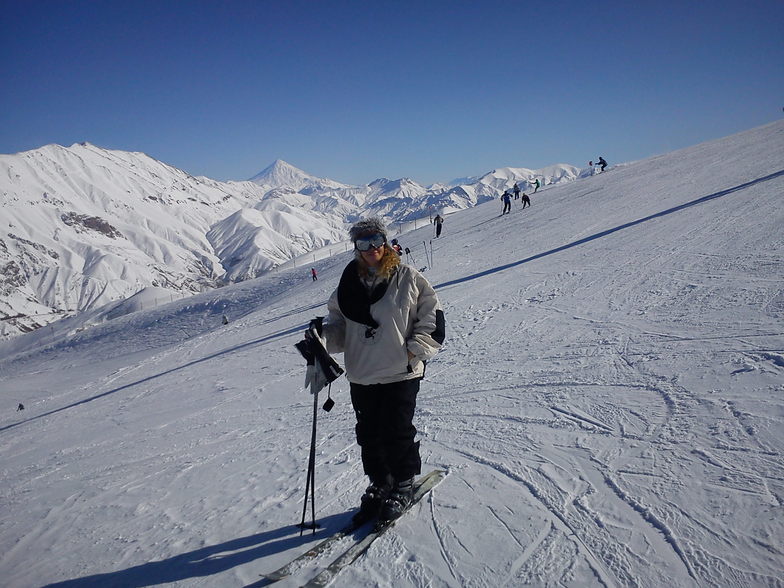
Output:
(350, 379), (421, 484)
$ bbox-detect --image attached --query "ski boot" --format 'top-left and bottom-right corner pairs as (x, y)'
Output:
(352, 477), (392, 525)
(379, 477), (414, 522)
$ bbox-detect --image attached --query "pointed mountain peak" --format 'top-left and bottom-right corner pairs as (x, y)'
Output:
(248, 159), (316, 189)
(262, 159), (301, 174)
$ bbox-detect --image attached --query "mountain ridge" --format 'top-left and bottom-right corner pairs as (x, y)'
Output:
(2, 142), (586, 337)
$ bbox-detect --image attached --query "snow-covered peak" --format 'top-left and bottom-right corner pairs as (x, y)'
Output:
(476, 164), (581, 186)
(368, 177), (392, 189)
(367, 177), (426, 198)
(248, 159), (312, 188)
(248, 158), (355, 195)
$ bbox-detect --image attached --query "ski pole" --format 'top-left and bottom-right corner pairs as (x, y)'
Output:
(299, 380), (320, 535)
(423, 241), (431, 268)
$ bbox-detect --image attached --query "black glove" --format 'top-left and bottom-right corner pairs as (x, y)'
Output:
(309, 317), (324, 337)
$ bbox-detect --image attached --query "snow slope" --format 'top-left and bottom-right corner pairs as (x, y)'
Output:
(0, 121), (782, 587)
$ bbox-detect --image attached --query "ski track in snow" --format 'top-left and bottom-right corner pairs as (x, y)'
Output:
(1, 122), (784, 587)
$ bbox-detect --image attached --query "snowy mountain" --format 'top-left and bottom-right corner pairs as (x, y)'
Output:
(1, 120), (781, 587)
(0, 142), (266, 336)
(1, 144), (582, 338)
(249, 159), (351, 194)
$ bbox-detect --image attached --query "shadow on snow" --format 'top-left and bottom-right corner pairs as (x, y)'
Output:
(0, 323), (309, 434)
(42, 513), (352, 587)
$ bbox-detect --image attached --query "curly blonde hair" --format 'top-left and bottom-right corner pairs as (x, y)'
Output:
(355, 243), (400, 279)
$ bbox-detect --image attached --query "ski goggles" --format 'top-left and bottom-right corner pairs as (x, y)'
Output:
(354, 233), (386, 251)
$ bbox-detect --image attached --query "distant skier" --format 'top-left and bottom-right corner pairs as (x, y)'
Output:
(532, 178), (541, 193)
(433, 214), (444, 238)
(17, 403), (24, 411)
(597, 156), (607, 172)
(501, 191), (512, 215)
(390, 238), (403, 255)
(311, 268), (318, 281)
(513, 183), (520, 200)
(521, 192), (531, 209)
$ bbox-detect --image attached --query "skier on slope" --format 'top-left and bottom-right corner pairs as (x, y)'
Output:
(532, 178), (541, 193)
(308, 218), (445, 523)
(597, 156), (607, 172)
(501, 191), (513, 214)
(433, 214), (444, 238)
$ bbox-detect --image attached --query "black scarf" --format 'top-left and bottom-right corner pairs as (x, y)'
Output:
(337, 259), (390, 329)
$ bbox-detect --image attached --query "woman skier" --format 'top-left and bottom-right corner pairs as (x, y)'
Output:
(312, 217), (445, 523)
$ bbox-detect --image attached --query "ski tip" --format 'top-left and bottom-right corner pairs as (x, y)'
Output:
(423, 468), (448, 477)
(422, 468), (448, 484)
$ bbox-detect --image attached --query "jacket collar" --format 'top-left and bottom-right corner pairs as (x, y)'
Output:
(337, 259), (391, 328)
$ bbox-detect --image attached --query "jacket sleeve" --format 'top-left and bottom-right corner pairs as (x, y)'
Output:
(321, 288), (346, 354)
(407, 271), (445, 361)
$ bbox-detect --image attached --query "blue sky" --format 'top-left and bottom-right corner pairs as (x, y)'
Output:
(2, 1), (782, 186)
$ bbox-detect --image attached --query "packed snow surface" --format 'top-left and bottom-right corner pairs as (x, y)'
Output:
(1, 122), (783, 587)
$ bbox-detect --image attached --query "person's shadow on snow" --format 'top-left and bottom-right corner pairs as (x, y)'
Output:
(43, 512), (350, 587)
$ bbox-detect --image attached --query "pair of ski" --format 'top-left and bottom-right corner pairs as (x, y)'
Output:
(263, 469), (446, 587)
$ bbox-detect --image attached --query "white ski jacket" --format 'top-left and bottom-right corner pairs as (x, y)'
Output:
(322, 263), (444, 385)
